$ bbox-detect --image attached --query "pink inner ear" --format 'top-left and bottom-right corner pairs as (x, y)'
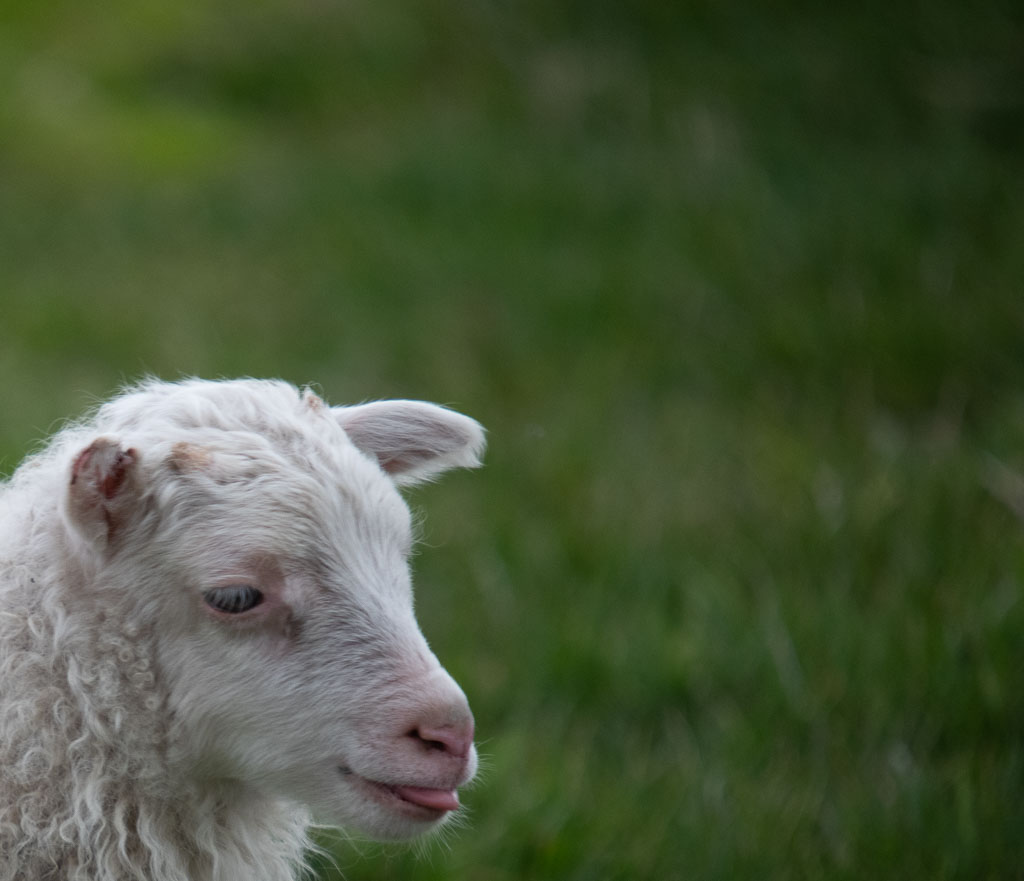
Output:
(67, 438), (140, 548)
(72, 442), (137, 499)
(377, 450), (429, 474)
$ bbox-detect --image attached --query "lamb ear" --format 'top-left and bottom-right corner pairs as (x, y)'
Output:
(335, 401), (485, 486)
(65, 437), (140, 547)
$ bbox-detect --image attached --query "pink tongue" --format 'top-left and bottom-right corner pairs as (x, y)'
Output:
(393, 785), (460, 812)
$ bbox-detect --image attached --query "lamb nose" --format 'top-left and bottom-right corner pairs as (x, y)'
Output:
(411, 721), (475, 758)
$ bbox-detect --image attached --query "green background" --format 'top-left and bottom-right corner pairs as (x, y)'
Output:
(2, 2), (1023, 878)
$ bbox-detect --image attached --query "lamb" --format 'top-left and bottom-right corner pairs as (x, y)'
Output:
(0, 377), (486, 881)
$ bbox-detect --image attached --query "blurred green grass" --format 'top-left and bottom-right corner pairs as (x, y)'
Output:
(2, 1), (1024, 878)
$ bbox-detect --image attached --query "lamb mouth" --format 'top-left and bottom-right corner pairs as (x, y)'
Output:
(339, 767), (460, 815)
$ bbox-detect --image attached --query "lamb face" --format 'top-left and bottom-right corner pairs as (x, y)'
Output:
(62, 380), (483, 842)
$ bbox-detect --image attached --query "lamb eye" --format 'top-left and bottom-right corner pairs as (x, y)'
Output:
(203, 585), (264, 614)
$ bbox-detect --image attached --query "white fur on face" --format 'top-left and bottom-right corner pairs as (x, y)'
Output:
(153, 438), (476, 840)
(105, 381), (479, 839)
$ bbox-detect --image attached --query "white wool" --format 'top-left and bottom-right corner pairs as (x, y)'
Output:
(0, 378), (484, 881)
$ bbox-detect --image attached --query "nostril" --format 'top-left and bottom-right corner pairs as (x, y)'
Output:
(410, 722), (474, 759)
